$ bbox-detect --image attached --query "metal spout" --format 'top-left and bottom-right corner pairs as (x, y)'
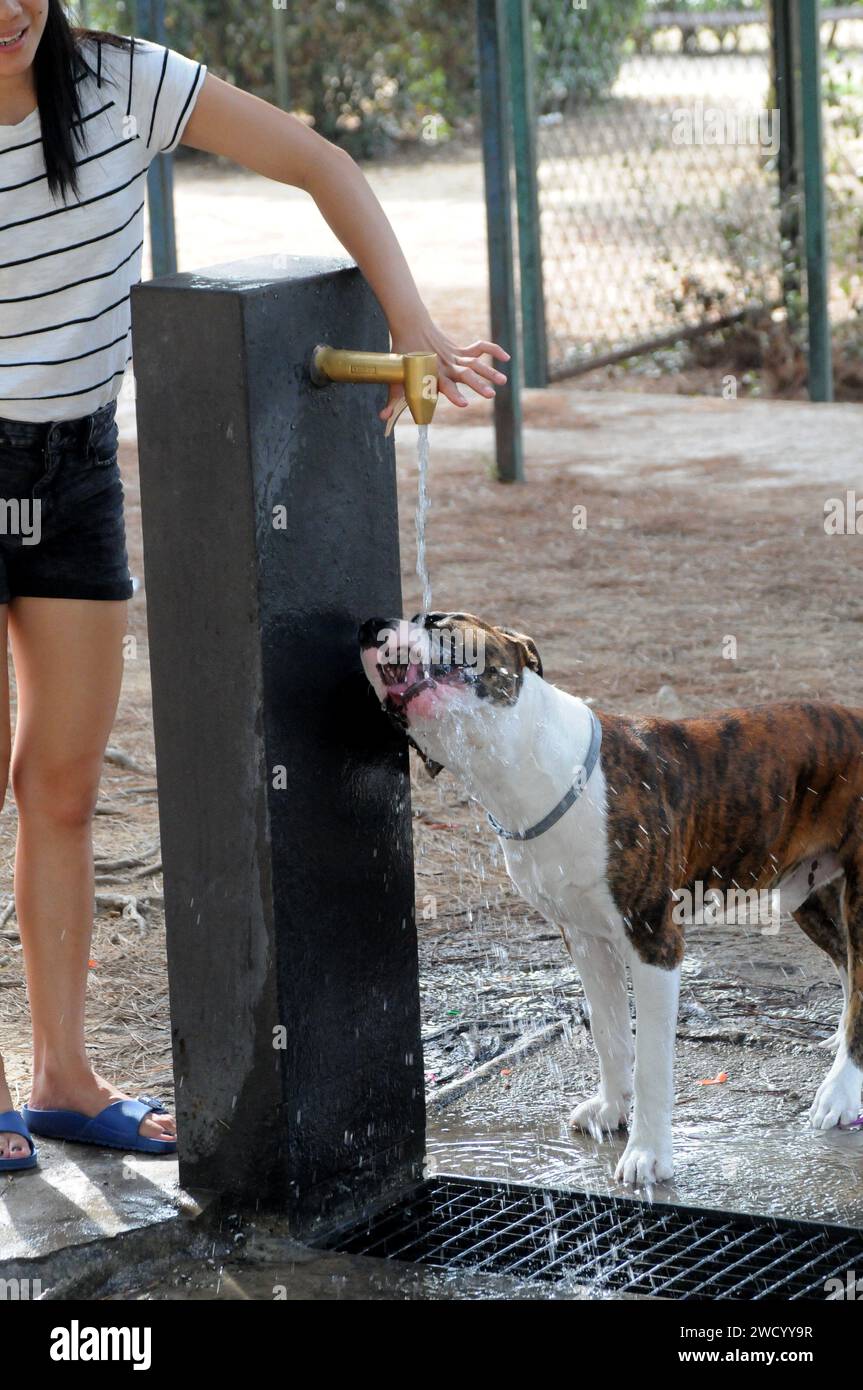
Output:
(310, 345), (438, 431)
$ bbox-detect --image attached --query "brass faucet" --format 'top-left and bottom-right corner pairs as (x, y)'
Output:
(310, 346), (438, 437)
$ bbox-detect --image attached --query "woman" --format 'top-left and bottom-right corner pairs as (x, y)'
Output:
(0, 0), (509, 1168)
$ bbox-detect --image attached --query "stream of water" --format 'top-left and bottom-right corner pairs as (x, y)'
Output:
(415, 424), (432, 617)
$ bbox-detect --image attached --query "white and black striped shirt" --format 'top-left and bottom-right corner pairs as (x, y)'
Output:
(0, 35), (207, 423)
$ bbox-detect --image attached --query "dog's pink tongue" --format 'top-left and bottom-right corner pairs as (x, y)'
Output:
(387, 661), (425, 694)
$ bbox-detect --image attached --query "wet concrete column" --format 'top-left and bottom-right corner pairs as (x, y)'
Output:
(130, 256), (424, 1227)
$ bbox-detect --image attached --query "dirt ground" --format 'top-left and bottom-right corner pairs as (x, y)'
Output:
(0, 149), (861, 1139)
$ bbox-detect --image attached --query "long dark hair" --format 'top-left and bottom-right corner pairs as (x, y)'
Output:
(36, 0), (134, 204)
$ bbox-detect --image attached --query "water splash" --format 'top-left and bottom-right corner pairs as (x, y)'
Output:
(415, 424), (432, 616)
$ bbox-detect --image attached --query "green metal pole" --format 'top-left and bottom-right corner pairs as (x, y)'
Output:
(137, 0), (178, 279)
(507, 0), (547, 387)
(770, 0), (802, 329)
(272, 4), (290, 110)
(476, 0), (524, 482)
(795, 0), (832, 401)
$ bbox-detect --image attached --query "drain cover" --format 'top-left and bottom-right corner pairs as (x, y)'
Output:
(317, 1175), (863, 1298)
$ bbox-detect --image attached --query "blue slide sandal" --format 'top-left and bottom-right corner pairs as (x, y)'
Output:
(21, 1094), (176, 1155)
(0, 1109), (38, 1171)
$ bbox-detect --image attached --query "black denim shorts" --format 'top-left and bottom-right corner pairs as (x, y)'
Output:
(0, 401), (133, 603)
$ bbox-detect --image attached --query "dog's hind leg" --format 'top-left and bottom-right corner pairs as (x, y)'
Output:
(809, 863), (863, 1129)
(792, 880), (849, 1050)
(566, 934), (633, 1139)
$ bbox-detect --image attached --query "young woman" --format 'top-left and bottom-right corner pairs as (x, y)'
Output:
(0, 0), (509, 1168)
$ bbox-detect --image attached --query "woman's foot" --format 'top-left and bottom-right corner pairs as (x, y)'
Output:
(0, 1080), (33, 1161)
(28, 1065), (176, 1143)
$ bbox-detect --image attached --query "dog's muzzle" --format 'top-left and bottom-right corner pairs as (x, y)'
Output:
(384, 673), (438, 711)
(379, 671), (446, 779)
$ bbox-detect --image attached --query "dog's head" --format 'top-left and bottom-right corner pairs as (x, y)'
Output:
(358, 611), (543, 778)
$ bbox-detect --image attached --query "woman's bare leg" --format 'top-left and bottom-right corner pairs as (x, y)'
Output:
(0, 600), (29, 1160)
(9, 596), (174, 1142)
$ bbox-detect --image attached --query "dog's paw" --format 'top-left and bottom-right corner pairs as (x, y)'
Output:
(614, 1138), (674, 1186)
(568, 1093), (630, 1139)
(808, 1073), (862, 1130)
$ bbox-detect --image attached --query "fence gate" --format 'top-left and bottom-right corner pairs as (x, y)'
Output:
(477, 0), (840, 429)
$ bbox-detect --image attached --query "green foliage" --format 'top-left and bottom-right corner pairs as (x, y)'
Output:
(531, 0), (645, 108)
(72, 0), (477, 158)
(73, 0), (647, 151)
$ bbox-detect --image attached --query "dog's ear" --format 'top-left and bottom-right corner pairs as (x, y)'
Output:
(407, 735), (445, 779)
(498, 627), (543, 679)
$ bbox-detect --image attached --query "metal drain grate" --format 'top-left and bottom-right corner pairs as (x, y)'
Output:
(317, 1175), (863, 1299)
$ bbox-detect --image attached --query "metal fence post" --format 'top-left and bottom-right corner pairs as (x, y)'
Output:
(477, 0), (524, 483)
(770, 0), (802, 330)
(135, 0), (179, 278)
(794, 0), (833, 401)
(507, 0), (547, 387)
(272, 3), (290, 110)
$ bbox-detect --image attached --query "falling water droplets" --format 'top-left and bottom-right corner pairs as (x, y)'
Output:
(415, 424), (432, 617)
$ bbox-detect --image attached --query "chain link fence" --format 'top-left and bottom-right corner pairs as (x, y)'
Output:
(533, 4), (782, 379)
(821, 16), (863, 388)
(531, 3), (863, 389)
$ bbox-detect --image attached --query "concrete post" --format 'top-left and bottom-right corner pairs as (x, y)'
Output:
(130, 255), (425, 1229)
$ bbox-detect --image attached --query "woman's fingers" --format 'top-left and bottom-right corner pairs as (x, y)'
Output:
(439, 341), (509, 395)
(379, 328), (510, 422)
(457, 338), (511, 364)
(437, 374), (469, 408)
(452, 366), (495, 398)
(453, 355), (508, 389)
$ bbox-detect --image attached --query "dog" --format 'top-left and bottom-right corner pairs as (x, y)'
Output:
(359, 610), (863, 1186)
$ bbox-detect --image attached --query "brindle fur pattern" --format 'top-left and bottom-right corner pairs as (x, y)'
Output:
(597, 701), (863, 1065)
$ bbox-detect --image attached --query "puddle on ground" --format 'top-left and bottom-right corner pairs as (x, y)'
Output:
(427, 1112), (863, 1227)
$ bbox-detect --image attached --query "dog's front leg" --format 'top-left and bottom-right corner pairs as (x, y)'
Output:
(567, 934), (633, 1138)
(615, 954), (680, 1185)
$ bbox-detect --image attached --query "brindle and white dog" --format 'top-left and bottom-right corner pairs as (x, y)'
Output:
(359, 611), (863, 1186)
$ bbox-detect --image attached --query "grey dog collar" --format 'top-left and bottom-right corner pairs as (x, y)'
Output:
(486, 706), (602, 841)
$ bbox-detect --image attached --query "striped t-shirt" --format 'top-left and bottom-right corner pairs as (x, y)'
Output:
(0, 35), (207, 423)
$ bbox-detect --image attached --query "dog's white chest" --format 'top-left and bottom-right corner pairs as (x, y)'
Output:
(498, 761), (623, 940)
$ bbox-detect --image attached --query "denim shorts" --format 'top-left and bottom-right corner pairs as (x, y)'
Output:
(0, 401), (133, 603)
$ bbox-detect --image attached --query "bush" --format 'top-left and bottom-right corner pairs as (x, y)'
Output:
(531, 0), (645, 109)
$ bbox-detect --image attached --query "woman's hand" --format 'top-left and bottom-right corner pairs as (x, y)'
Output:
(381, 316), (510, 426)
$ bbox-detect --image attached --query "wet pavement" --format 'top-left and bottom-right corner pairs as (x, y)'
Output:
(0, 1142), (603, 1299)
(428, 1032), (863, 1230)
(425, 918), (863, 1229)
(4, 953), (859, 1301)
(2, 916), (859, 1297)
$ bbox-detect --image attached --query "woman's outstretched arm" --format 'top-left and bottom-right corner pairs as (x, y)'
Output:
(179, 73), (510, 423)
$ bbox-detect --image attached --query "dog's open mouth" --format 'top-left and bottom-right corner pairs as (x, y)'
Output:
(379, 660), (471, 714)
